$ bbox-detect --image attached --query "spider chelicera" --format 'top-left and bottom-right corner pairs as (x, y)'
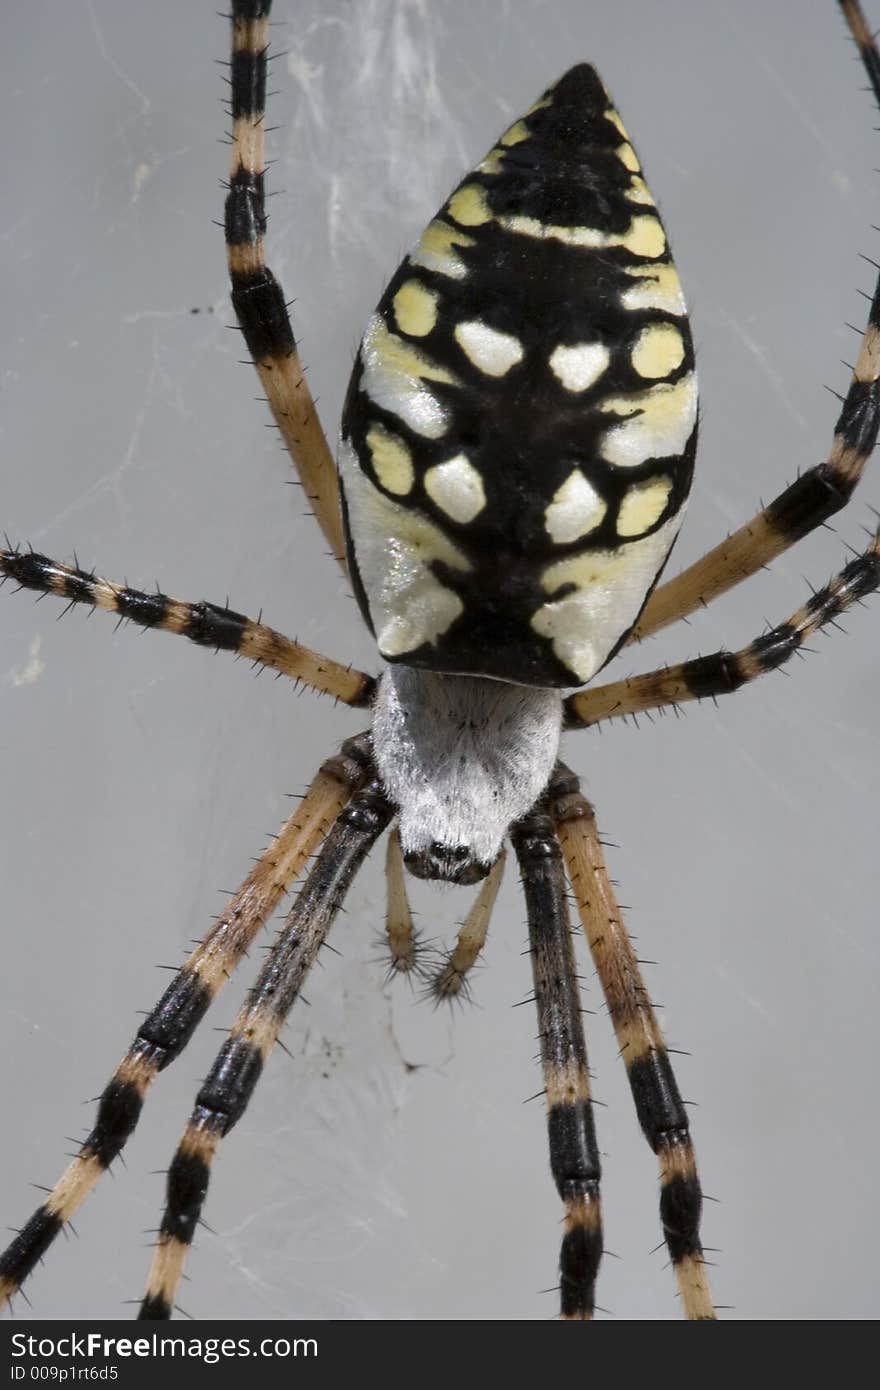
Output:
(1, 2), (878, 1323)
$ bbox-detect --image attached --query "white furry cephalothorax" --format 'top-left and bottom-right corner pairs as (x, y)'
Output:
(372, 666), (563, 882)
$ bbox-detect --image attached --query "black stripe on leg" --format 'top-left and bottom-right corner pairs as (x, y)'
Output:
(225, 172), (267, 250)
(138, 1293), (172, 1321)
(230, 269), (296, 360)
(1, 548), (94, 601)
(158, 1135), (216, 1246)
(0, 1210), (62, 1296)
(825, 542), (880, 605)
(763, 466), (851, 542)
(625, 1049), (706, 1289)
(747, 623), (801, 673)
(833, 378), (879, 460)
(627, 1050), (688, 1150)
(513, 812), (602, 1320)
(230, 49), (267, 121)
(660, 1149), (704, 1264)
(84, 1078), (146, 1168)
(764, 378), (879, 542)
(181, 600), (249, 651)
(676, 652), (741, 701)
(137, 968), (215, 1070)
(195, 1040), (264, 1134)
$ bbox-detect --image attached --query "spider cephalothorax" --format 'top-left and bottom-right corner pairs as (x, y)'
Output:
(1, 0), (879, 1324)
(372, 668), (563, 882)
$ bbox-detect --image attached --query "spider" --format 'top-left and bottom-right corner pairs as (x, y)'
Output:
(1, 0), (879, 1321)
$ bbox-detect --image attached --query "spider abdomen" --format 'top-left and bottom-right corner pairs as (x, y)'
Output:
(340, 63), (697, 688)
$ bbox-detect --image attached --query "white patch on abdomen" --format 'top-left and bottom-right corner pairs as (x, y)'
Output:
(530, 510), (685, 683)
(339, 440), (471, 658)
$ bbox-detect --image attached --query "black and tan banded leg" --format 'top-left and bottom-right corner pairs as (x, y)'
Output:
(225, 0), (346, 567)
(630, 0), (880, 643)
(0, 736), (372, 1310)
(566, 530), (880, 728)
(139, 778), (393, 1320)
(0, 548), (374, 705)
(548, 767), (714, 1321)
(511, 814), (602, 1321)
(429, 852), (505, 1001)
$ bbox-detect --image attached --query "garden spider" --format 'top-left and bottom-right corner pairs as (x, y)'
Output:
(1, 0), (879, 1320)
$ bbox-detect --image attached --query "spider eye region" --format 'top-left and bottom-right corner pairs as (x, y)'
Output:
(372, 666), (563, 881)
(404, 841), (489, 887)
(340, 62), (697, 690)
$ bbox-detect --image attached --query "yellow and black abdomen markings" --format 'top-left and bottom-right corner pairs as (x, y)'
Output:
(565, 531), (880, 728)
(0, 737), (371, 1310)
(140, 779), (393, 1319)
(342, 62), (696, 687)
(224, 0), (345, 565)
(550, 768), (714, 1320)
(0, 547), (374, 705)
(634, 219), (880, 641)
(511, 812), (602, 1320)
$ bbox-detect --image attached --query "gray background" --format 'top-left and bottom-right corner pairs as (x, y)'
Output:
(1, 0), (878, 1321)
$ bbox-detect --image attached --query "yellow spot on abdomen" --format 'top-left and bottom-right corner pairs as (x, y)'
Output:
(447, 183), (493, 227)
(617, 142), (640, 172)
(626, 175), (654, 207)
(338, 444), (470, 660)
(600, 373), (698, 468)
(478, 147), (507, 176)
(410, 219), (476, 280)
(366, 423), (415, 496)
(621, 263), (686, 315)
(500, 120), (530, 147)
(605, 107), (630, 141)
(631, 322), (685, 380)
(617, 475), (673, 537)
(622, 214), (666, 259)
(499, 211), (665, 259)
(530, 512), (685, 683)
(360, 314), (459, 440)
(393, 280), (439, 338)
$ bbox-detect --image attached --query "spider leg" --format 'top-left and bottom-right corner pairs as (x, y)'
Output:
(548, 766), (715, 1321)
(0, 735), (371, 1311)
(225, 1), (346, 568)
(429, 851), (506, 1001)
(631, 0), (880, 642)
(511, 813), (602, 1321)
(566, 530), (880, 728)
(138, 777), (393, 1320)
(384, 827), (420, 976)
(0, 548), (374, 704)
